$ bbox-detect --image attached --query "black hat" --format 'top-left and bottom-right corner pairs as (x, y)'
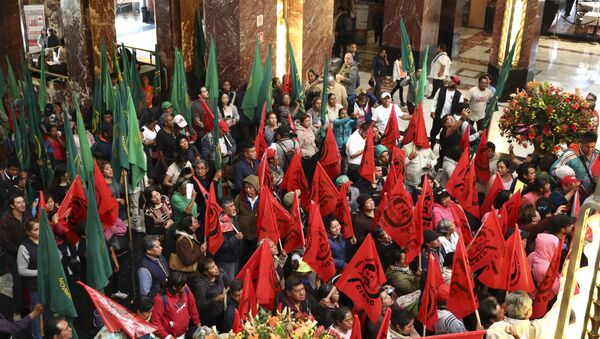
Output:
(423, 230), (440, 244)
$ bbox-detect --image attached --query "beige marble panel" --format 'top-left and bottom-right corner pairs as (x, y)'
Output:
(302, 0), (334, 80)
(88, 0), (116, 77)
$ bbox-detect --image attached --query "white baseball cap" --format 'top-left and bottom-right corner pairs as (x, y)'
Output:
(173, 114), (187, 128)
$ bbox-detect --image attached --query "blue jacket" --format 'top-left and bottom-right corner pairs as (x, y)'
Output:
(328, 235), (348, 269)
(333, 117), (358, 149)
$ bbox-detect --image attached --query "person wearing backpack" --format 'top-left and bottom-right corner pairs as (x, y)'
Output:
(274, 125), (299, 172)
(150, 271), (201, 339)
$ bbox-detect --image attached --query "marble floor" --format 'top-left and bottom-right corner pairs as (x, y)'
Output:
(115, 12), (156, 61)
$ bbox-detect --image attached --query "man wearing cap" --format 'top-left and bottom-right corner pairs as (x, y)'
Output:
(161, 101), (173, 116)
(274, 125), (299, 171)
(429, 43), (451, 100)
(200, 120), (236, 166)
(550, 175), (581, 215)
(430, 75), (463, 148)
(464, 75), (492, 131)
(414, 230), (444, 275)
(371, 92), (410, 133)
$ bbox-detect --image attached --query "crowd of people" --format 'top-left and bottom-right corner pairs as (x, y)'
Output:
(0, 22), (598, 339)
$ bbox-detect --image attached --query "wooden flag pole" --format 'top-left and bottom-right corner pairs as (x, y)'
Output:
(122, 170), (137, 299)
(475, 309), (482, 329)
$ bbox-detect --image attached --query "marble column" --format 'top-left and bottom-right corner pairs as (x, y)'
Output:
(382, 0), (442, 67)
(88, 0), (116, 76)
(155, 0), (180, 81)
(46, 0), (64, 38)
(487, 0), (544, 100)
(204, 0), (277, 90)
(301, 0), (334, 82)
(439, 0), (464, 59)
(0, 0), (24, 76)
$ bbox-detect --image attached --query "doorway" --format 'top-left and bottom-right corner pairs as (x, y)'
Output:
(115, 0), (156, 62)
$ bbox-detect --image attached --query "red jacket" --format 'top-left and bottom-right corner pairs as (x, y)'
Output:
(150, 285), (201, 338)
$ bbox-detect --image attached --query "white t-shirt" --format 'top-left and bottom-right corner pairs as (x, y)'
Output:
(346, 130), (365, 165)
(166, 161), (192, 184)
(371, 103), (403, 132)
(430, 52), (451, 80)
(466, 86), (492, 121)
(141, 125), (161, 143)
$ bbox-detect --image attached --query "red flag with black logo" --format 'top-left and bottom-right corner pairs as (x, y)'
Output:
(479, 226), (535, 292)
(204, 182), (224, 255)
(474, 130), (490, 183)
(401, 110), (416, 147)
(461, 124), (471, 151)
(254, 103), (268, 159)
(371, 192), (388, 230)
(238, 269), (258, 320)
(413, 102), (430, 148)
(447, 236), (478, 319)
(391, 146), (406, 178)
(449, 201), (473, 245)
(93, 161), (119, 228)
(78, 281), (157, 338)
(310, 162), (339, 216)
(257, 152), (271, 189)
(334, 181), (354, 239)
(465, 158), (480, 218)
(376, 308), (392, 339)
(55, 175), (87, 244)
(281, 149), (310, 207)
(531, 237), (564, 319)
(418, 253), (445, 330)
(407, 179), (432, 262)
(283, 193), (305, 253)
(446, 149), (470, 206)
(427, 331), (487, 339)
(257, 186), (281, 243)
(235, 241), (280, 309)
(481, 173), (505, 215)
(379, 177), (414, 248)
(336, 234), (386, 323)
(380, 105), (400, 151)
(304, 201), (336, 282)
(467, 208), (504, 272)
(359, 124), (375, 182)
(499, 190), (522, 233)
(319, 126), (341, 180)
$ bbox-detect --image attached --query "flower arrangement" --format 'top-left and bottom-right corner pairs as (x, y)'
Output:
(228, 308), (335, 339)
(498, 81), (596, 153)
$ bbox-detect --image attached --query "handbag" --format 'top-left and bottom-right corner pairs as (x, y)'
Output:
(168, 236), (198, 273)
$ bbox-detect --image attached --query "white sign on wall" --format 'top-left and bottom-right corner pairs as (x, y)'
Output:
(24, 5), (45, 53)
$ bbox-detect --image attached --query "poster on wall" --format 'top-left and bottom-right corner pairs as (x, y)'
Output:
(24, 5), (45, 53)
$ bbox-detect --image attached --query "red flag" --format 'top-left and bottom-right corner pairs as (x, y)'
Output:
(283, 66), (292, 95)
(235, 241), (280, 309)
(449, 201), (473, 245)
(319, 126), (341, 180)
(283, 193), (305, 253)
(400, 111), (416, 147)
(499, 190), (522, 233)
(349, 314), (362, 339)
(446, 152), (479, 218)
(359, 124), (375, 182)
(304, 201), (336, 282)
(39, 191), (46, 211)
(481, 174), (505, 214)
(461, 124), (471, 151)
(376, 308), (392, 339)
(77, 281), (157, 338)
(380, 105), (400, 151)
(310, 162), (339, 216)
(287, 115), (295, 133)
(199, 96), (215, 133)
(257, 186), (281, 243)
(479, 226), (535, 292)
(381, 161), (397, 199)
(280, 149), (309, 207)
(572, 190), (580, 217)
(232, 310), (243, 333)
(257, 152), (271, 189)
(531, 237), (564, 319)
(238, 269), (258, 320)
(390, 146), (406, 178)
(407, 179), (432, 262)
(204, 182), (223, 255)
(417, 253), (445, 330)
(447, 237), (478, 319)
(426, 331), (487, 339)
(255, 103), (268, 160)
(371, 192), (388, 230)
(334, 181), (354, 239)
(465, 158), (480, 218)
(467, 208), (504, 272)
(413, 102), (430, 148)
(474, 130), (490, 183)
(379, 178), (414, 248)
(93, 161), (119, 228)
(592, 153), (600, 177)
(336, 234), (386, 323)
(55, 176), (87, 244)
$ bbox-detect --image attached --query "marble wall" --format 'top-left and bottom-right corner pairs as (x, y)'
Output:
(0, 0), (24, 76)
(382, 0), (442, 66)
(155, 0), (179, 79)
(302, 0), (334, 82)
(439, 0), (464, 58)
(46, 0), (64, 37)
(180, 0), (201, 72)
(88, 0), (116, 76)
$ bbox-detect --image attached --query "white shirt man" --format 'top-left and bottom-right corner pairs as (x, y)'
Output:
(346, 129), (367, 165)
(430, 48), (451, 81)
(465, 76), (493, 125)
(371, 92), (408, 132)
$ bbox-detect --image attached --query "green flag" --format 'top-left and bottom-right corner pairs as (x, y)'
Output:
(416, 48), (429, 105)
(111, 85), (129, 184)
(85, 180), (114, 291)
(205, 37), (219, 101)
(37, 208), (78, 319)
(5, 56), (19, 100)
(256, 44), (273, 124)
(482, 38), (518, 130)
(100, 41), (115, 113)
(113, 45), (123, 84)
(153, 44), (162, 98)
(38, 50), (47, 112)
(241, 36), (263, 122)
(192, 12), (207, 82)
(126, 86), (146, 187)
(287, 41), (304, 113)
(400, 17), (416, 98)
(120, 43), (131, 90)
(12, 100), (28, 170)
(63, 109), (81, 182)
(129, 49), (144, 109)
(320, 55), (330, 126)
(74, 94), (94, 182)
(170, 49), (192, 124)
(92, 77), (103, 135)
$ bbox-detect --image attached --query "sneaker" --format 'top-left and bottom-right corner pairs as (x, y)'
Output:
(112, 291), (128, 299)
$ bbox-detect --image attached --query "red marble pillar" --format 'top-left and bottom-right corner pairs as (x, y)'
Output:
(301, 0), (334, 82)
(382, 0), (442, 67)
(487, 0), (544, 99)
(0, 0), (25, 77)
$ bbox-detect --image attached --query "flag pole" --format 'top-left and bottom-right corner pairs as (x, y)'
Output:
(475, 309), (482, 329)
(122, 170), (137, 299)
